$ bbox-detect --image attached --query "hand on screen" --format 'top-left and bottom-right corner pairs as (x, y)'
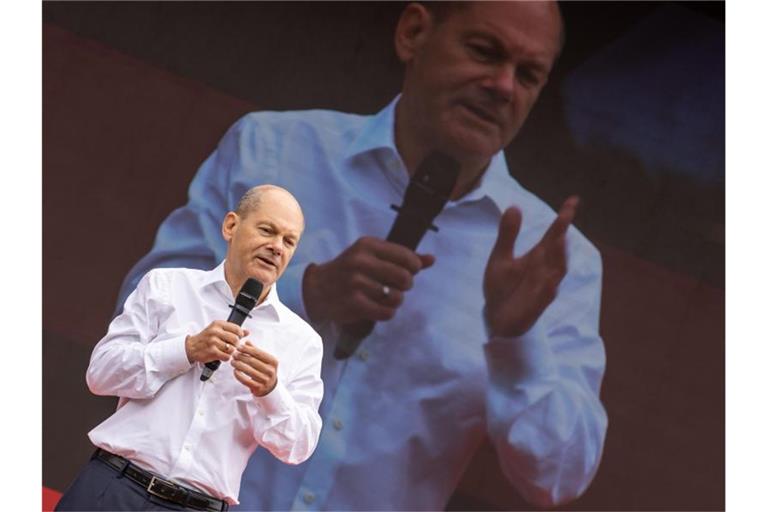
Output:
(302, 236), (434, 325)
(483, 196), (579, 337)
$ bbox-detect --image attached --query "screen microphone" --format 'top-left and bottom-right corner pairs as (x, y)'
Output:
(334, 151), (460, 359)
(200, 277), (264, 381)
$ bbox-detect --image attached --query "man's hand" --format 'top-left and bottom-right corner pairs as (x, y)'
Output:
(232, 341), (278, 397)
(185, 320), (248, 364)
(483, 196), (579, 337)
(303, 236), (435, 325)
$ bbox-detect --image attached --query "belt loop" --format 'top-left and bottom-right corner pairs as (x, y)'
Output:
(177, 486), (190, 508)
(118, 458), (129, 476)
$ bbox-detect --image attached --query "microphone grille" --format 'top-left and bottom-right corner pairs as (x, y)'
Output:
(241, 278), (264, 298)
(236, 278), (264, 308)
(416, 151), (460, 194)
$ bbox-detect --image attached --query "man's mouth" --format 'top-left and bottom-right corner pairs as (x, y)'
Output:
(255, 256), (278, 269)
(460, 101), (500, 126)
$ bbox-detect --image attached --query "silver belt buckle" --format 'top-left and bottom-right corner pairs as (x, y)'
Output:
(147, 475), (176, 498)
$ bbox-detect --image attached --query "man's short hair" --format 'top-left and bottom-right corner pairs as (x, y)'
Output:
(235, 184), (306, 230)
(235, 185), (274, 218)
(421, 1), (467, 23)
(420, 1), (566, 55)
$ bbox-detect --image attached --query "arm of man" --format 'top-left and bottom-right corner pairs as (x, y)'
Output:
(233, 338), (324, 465)
(87, 270), (194, 399)
(482, 199), (608, 508)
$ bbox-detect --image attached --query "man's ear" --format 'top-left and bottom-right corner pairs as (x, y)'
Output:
(394, 3), (435, 64)
(222, 212), (239, 243)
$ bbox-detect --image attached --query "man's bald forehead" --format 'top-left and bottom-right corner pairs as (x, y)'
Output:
(236, 185), (304, 227)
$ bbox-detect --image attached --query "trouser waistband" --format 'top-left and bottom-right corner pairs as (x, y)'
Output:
(93, 448), (228, 512)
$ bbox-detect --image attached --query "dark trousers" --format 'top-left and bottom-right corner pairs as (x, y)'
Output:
(56, 456), (190, 511)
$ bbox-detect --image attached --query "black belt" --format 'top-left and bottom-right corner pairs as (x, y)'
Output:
(94, 448), (228, 512)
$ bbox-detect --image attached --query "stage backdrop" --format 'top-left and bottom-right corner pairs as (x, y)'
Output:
(43, 2), (724, 510)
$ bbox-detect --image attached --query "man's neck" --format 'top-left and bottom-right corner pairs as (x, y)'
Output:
(394, 101), (491, 200)
(223, 264), (271, 305)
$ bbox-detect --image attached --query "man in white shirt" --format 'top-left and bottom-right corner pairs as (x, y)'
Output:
(115, 2), (608, 509)
(56, 185), (323, 511)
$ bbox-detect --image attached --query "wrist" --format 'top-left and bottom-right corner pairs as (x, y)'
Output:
(483, 303), (530, 338)
(302, 263), (325, 324)
(184, 335), (194, 364)
(264, 376), (278, 396)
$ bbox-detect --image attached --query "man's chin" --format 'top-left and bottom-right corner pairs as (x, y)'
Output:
(246, 267), (276, 287)
(442, 133), (503, 164)
(435, 121), (502, 160)
(446, 109), (509, 151)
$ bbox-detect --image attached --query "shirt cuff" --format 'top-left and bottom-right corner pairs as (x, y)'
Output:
(252, 379), (294, 416)
(145, 334), (193, 378)
(484, 322), (557, 385)
(277, 262), (310, 322)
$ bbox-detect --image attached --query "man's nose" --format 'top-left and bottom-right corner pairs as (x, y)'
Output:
(484, 63), (516, 102)
(266, 240), (283, 256)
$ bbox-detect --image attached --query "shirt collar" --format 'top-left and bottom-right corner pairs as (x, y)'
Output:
(202, 261), (282, 322)
(342, 95), (519, 214)
(452, 150), (521, 214)
(341, 96), (400, 163)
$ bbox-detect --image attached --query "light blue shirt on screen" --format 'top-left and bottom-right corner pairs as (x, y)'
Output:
(117, 98), (608, 510)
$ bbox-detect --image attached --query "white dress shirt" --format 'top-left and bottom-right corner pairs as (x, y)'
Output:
(116, 97), (608, 510)
(88, 261), (324, 505)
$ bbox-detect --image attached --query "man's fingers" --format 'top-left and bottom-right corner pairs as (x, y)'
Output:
(559, 195), (579, 226)
(365, 259), (416, 292)
(234, 369), (262, 390)
(212, 346), (230, 362)
(348, 290), (399, 322)
(232, 358), (273, 381)
(216, 329), (241, 346)
(233, 348), (272, 370)
(543, 196), (579, 244)
(219, 339), (237, 355)
(233, 368), (273, 395)
(236, 342), (278, 366)
(418, 254), (436, 270)
(219, 321), (246, 338)
(368, 238), (425, 274)
(492, 207), (522, 257)
(348, 273), (404, 307)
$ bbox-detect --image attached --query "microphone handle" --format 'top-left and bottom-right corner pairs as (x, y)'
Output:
(334, 322), (375, 359)
(333, 151), (458, 360)
(386, 209), (430, 251)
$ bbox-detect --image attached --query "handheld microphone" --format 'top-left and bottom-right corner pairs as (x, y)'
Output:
(334, 151), (460, 359)
(200, 277), (264, 381)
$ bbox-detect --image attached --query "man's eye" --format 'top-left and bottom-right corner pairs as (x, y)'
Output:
(467, 43), (497, 62)
(285, 239), (296, 248)
(518, 68), (541, 88)
(259, 227), (272, 235)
